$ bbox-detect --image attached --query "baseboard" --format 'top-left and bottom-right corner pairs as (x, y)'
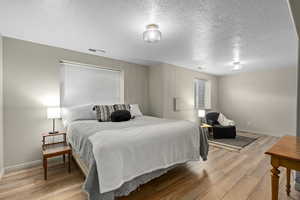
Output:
(237, 129), (273, 136)
(4, 159), (42, 173)
(237, 129), (293, 137)
(4, 157), (61, 173)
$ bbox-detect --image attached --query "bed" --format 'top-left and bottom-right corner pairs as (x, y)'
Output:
(67, 115), (209, 200)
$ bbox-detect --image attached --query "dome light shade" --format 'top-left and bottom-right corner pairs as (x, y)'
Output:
(143, 24), (162, 43)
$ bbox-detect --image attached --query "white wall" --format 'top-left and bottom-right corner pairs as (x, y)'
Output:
(0, 34), (4, 178)
(3, 37), (149, 168)
(148, 65), (164, 117)
(218, 67), (297, 136)
(149, 63), (218, 123)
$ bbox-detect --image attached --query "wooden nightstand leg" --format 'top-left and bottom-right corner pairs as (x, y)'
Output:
(43, 158), (47, 180)
(286, 168), (291, 196)
(68, 152), (71, 173)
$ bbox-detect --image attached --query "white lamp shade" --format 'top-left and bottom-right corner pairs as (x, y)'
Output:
(47, 107), (61, 119)
(198, 109), (206, 118)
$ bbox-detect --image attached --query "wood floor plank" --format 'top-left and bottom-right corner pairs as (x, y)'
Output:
(0, 134), (299, 200)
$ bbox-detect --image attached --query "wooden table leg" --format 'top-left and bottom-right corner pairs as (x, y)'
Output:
(43, 157), (47, 180)
(286, 168), (291, 196)
(271, 166), (280, 200)
(68, 152), (71, 173)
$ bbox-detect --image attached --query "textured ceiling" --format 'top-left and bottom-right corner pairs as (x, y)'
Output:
(0, 0), (297, 75)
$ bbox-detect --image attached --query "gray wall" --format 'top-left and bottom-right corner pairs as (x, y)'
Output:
(3, 37), (149, 168)
(0, 34), (3, 177)
(218, 67), (297, 136)
(149, 63), (218, 123)
(148, 65), (164, 117)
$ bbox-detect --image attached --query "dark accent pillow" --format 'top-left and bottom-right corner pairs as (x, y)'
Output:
(113, 104), (130, 111)
(93, 105), (115, 122)
(111, 110), (131, 122)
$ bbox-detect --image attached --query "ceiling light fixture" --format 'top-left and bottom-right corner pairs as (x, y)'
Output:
(198, 66), (205, 70)
(232, 61), (242, 70)
(143, 24), (162, 43)
(88, 48), (106, 53)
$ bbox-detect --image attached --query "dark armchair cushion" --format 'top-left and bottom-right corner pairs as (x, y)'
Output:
(111, 110), (131, 122)
(213, 126), (236, 139)
(206, 112), (220, 125)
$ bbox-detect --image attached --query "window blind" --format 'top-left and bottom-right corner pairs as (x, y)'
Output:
(60, 62), (122, 107)
(194, 79), (211, 109)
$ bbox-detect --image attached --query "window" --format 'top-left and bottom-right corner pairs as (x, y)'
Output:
(194, 79), (211, 109)
(60, 61), (123, 107)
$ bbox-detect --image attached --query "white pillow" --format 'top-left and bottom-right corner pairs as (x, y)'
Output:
(217, 113), (235, 126)
(130, 104), (143, 117)
(62, 104), (96, 126)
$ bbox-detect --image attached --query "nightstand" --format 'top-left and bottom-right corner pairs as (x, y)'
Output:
(42, 132), (72, 180)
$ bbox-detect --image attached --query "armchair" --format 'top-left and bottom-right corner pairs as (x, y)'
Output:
(205, 112), (236, 139)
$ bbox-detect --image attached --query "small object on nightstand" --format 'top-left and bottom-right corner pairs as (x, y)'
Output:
(201, 123), (212, 129)
(201, 123), (213, 137)
(42, 132), (71, 180)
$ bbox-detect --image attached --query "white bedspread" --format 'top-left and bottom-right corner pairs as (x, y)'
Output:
(89, 120), (200, 193)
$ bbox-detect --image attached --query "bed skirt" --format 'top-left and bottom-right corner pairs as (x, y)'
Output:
(71, 145), (177, 200)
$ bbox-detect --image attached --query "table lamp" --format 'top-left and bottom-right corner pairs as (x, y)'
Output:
(47, 107), (61, 134)
(198, 109), (206, 124)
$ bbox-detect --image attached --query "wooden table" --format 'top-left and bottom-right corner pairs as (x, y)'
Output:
(42, 132), (72, 180)
(265, 136), (300, 200)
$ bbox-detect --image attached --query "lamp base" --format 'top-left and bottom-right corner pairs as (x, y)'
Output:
(49, 119), (58, 134)
(49, 131), (59, 134)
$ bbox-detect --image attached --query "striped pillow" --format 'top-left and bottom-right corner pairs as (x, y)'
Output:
(93, 105), (115, 122)
(113, 104), (130, 111)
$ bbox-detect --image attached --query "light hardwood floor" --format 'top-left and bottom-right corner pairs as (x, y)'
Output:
(1, 135), (300, 200)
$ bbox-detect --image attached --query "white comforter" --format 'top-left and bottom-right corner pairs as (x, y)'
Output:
(89, 119), (200, 193)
